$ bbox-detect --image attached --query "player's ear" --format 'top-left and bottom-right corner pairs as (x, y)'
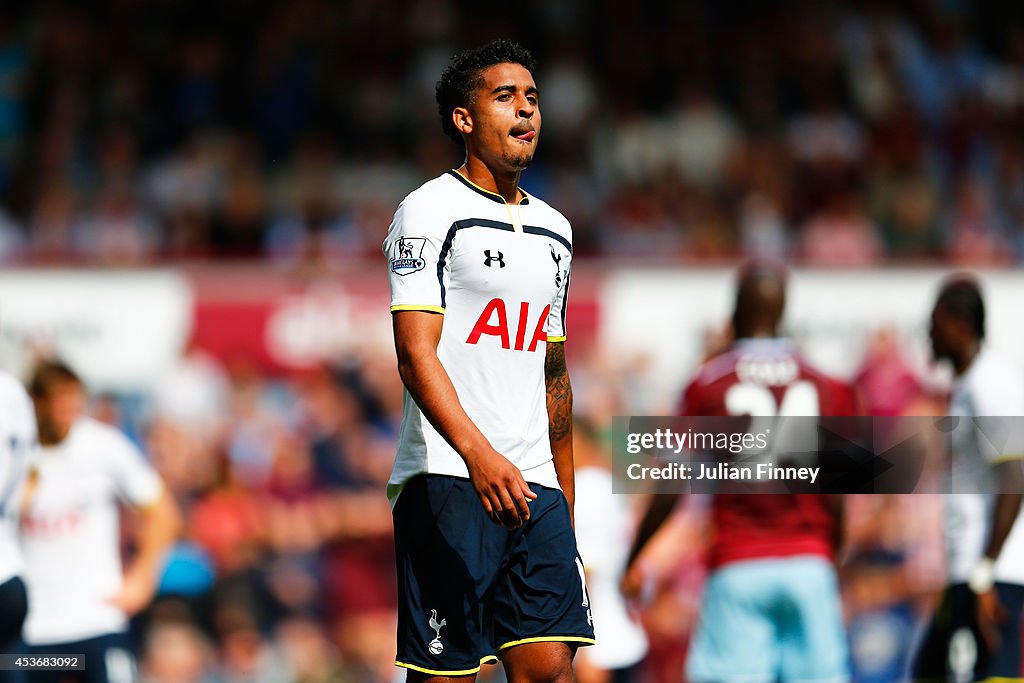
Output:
(453, 107), (472, 136)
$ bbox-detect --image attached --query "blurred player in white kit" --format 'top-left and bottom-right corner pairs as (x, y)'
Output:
(9, 360), (179, 683)
(913, 276), (1024, 681)
(0, 371), (36, 678)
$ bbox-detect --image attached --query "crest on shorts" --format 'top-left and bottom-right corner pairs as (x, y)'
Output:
(391, 237), (427, 275)
(427, 609), (447, 656)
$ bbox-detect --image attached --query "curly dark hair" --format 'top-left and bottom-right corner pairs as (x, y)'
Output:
(937, 275), (985, 340)
(435, 39), (537, 146)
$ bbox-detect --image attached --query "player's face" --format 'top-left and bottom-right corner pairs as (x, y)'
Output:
(929, 305), (958, 362)
(36, 380), (86, 444)
(464, 62), (541, 172)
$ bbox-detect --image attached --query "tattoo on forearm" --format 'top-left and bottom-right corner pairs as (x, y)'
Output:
(545, 342), (572, 443)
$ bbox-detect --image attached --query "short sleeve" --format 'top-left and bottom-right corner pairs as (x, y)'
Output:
(545, 252), (571, 342)
(105, 430), (163, 507)
(384, 196), (450, 314)
(972, 373), (1024, 465)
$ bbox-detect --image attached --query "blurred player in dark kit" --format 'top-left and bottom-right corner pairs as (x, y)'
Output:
(624, 264), (851, 683)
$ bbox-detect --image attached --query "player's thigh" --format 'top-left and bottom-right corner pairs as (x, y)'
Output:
(20, 671), (60, 683)
(911, 584), (963, 679)
(913, 582), (998, 681)
(686, 561), (776, 683)
(81, 634), (138, 683)
(491, 486), (594, 655)
(0, 576), (27, 647)
(775, 556), (848, 683)
(499, 641), (575, 683)
(0, 578), (28, 683)
(985, 582), (1024, 679)
(9, 641), (68, 683)
(394, 475), (508, 677)
(19, 634), (136, 683)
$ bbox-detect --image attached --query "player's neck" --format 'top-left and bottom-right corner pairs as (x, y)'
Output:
(37, 421), (70, 446)
(457, 158), (523, 204)
(953, 341), (981, 376)
(734, 327), (778, 340)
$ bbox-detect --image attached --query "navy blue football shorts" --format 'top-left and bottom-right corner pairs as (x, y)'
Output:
(392, 474), (596, 677)
(913, 581), (1024, 682)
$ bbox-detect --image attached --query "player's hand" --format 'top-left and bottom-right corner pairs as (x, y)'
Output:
(106, 570), (157, 616)
(620, 563), (644, 601)
(976, 588), (1008, 652)
(466, 448), (537, 529)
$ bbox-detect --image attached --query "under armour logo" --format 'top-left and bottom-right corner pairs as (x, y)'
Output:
(484, 250), (505, 268)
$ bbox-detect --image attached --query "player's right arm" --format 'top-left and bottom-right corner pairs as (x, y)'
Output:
(110, 486), (180, 615)
(967, 379), (1024, 650)
(975, 398), (1024, 567)
(106, 428), (181, 615)
(620, 381), (703, 596)
(0, 377), (36, 520)
(392, 311), (536, 528)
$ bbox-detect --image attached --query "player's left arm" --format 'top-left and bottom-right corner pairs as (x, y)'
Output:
(974, 462), (1023, 650)
(979, 454), (1024, 568)
(985, 484), (1024, 563)
(113, 487), (181, 615)
(976, 408), (1024, 570)
(546, 340), (574, 524)
(107, 433), (182, 615)
(971, 402), (1024, 649)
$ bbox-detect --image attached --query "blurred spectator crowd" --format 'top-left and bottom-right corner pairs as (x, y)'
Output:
(0, 0), (1018, 265)
(126, 345), (404, 683)
(76, 324), (948, 683)
(4, 0), (1020, 680)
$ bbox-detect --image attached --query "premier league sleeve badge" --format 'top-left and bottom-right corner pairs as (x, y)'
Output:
(391, 236), (427, 275)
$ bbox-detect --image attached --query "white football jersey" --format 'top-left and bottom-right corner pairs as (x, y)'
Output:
(0, 372), (36, 585)
(384, 171), (571, 502)
(575, 466), (648, 669)
(20, 416), (163, 644)
(944, 348), (1024, 585)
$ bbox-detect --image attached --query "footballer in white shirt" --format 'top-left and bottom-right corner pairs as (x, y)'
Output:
(11, 360), (179, 683)
(571, 419), (648, 683)
(386, 40), (593, 682)
(913, 276), (1024, 681)
(0, 371), (35, 659)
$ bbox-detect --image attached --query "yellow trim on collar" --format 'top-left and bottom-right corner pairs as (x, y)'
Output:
(452, 169), (529, 205)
